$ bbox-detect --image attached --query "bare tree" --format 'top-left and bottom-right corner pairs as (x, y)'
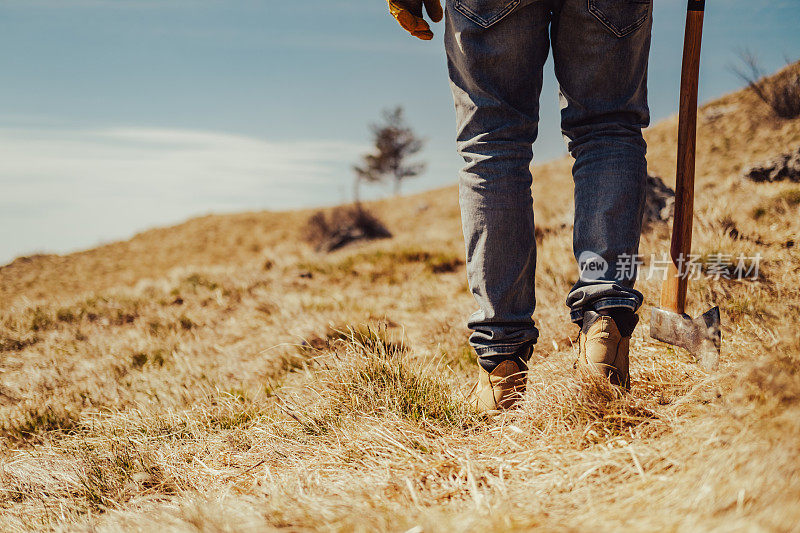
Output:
(731, 50), (800, 119)
(353, 107), (426, 202)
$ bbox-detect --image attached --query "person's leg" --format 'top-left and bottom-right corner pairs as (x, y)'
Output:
(550, 0), (652, 324)
(444, 0), (553, 371)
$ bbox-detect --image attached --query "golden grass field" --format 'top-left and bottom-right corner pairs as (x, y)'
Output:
(1, 63), (799, 532)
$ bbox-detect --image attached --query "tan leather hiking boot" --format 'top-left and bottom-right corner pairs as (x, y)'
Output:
(469, 358), (528, 414)
(577, 311), (638, 390)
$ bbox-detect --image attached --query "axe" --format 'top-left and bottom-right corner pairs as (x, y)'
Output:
(650, 0), (721, 370)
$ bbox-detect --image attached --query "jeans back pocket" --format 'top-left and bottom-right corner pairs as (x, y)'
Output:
(454, 0), (521, 28)
(588, 0), (651, 38)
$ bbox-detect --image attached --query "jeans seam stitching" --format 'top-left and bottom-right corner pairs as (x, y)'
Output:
(454, 0), (521, 29)
(587, 0), (648, 38)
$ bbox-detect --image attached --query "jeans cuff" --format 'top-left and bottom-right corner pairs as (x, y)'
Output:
(570, 298), (638, 323)
(473, 340), (536, 358)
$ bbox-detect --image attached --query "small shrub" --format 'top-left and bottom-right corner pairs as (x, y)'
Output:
(303, 206), (392, 253)
(733, 53), (800, 119)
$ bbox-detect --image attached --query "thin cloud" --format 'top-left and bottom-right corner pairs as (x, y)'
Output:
(0, 126), (365, 263)
(0, 126), (363, 198)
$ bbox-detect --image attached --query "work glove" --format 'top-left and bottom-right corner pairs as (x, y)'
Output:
(387, 0), (444, 40)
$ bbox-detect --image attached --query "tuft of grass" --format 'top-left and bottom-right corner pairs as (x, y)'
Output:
(147, 315), (197, 336)
(301, 326), (473, 429)
(56, 307), (77, 323)
(183, 273), (219, 291)
(777, 187), (800, 207)
(751, 187), (800, 220)
(75, 439), (181, 513)
(299, 322), (406, 358)
(718, 215), (740, 239)
(178, 315), (196, 331)
(523, 368), (661, 445)
(0, 334), (39, 352)
(130, 349), (169, 370)
(457, 343), (478, 369)
(1, 404), (80, 443)
(752, 206), (768, 220)
(130, 352), (148, 369)
(29, 307), (54, 332)
(325, 324), (407, 355)
(725, 295), (773, 321)
(203, 393), (267, 430)
(740, 353), (800, 410)
(78, 296), (141, 325)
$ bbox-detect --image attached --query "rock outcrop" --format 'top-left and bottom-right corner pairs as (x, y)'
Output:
(743, 147), (800, 183)
(644, 174), (675, 224)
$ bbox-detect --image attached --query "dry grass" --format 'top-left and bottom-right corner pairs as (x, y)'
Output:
(1, 64), (800, 532)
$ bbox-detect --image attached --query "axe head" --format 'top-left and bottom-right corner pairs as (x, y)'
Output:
(650, 306), (721, 370)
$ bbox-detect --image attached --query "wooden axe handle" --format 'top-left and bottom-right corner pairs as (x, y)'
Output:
(660, 0), (705, 315)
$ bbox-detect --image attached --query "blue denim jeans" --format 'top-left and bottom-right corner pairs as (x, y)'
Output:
(445, 0), (651, 360)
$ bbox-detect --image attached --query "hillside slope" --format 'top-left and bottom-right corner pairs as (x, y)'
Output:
(2, 64), (799, 305)
(0, 63), (799, 531)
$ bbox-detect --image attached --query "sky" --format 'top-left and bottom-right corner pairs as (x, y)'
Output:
(0, 0), (798, 264)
